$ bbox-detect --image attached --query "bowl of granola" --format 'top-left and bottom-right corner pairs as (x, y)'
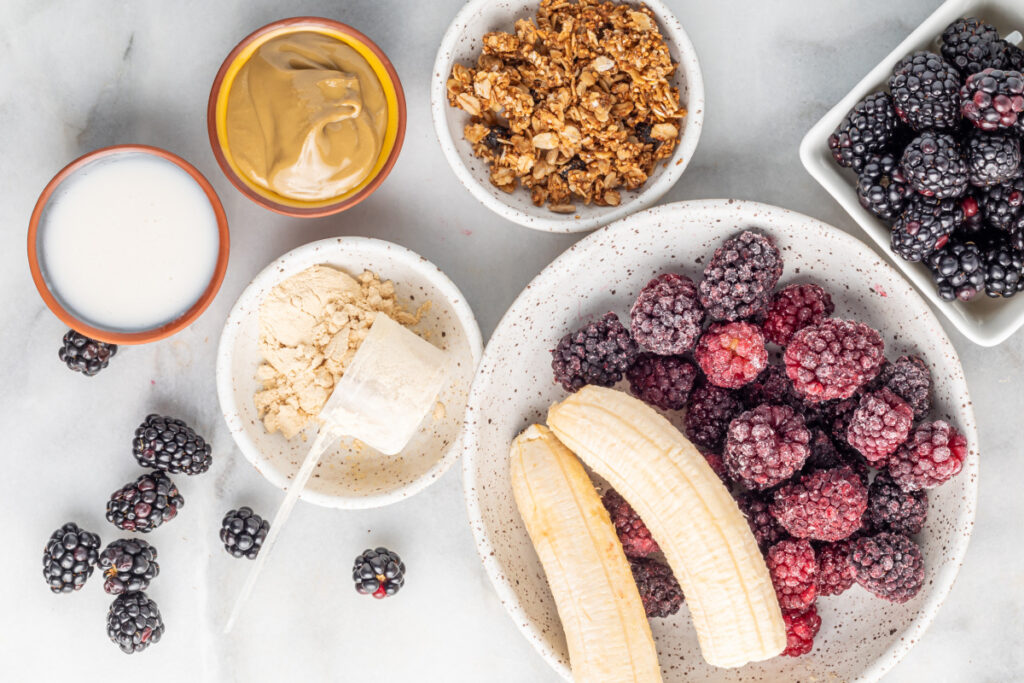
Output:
(431, 0), (704, 233)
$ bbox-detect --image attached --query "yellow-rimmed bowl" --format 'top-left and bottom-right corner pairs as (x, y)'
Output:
(207, 17), (406, 217)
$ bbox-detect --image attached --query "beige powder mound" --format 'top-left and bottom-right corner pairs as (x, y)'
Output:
(254, 265), (423, 439)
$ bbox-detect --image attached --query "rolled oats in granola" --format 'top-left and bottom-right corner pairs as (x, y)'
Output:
(446, 0), (685, 213)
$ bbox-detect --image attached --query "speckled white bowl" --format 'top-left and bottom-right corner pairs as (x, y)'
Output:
(430, 0), (704, 233)
(462, 199), (978, 681)
(217, 237), (482, 509)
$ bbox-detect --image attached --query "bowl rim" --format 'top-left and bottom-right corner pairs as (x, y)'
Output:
(460, 198), (979, 682)
(429, 0), (705, 233)
(216, 236), (484, 509)
(206, 17), (408, 218)
(26, 144), (230, 345)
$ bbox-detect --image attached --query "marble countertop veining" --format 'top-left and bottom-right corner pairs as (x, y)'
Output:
(1, 0), (1021, 680)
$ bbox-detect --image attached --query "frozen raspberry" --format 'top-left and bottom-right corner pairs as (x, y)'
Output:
(630, 273), (705, 354)
(626, 353), (696, 411)
(762, 284), (835, 346)
(888, 420), (968, 490)
(724, 404), (811, 490)
(875, 355), (932, 420)
(601, 489), (659, 559)
(866, 472), (928, 535)
(699, 231), (783, 321)
(630, 558), (684, 618)
(850, 533), (924, 603)
(784, 319), (886, 402)
(695, 322), (768, 389)
(741, 364), (803, 412)
(684, 384), (743, 450)
(816, 541), (856, 596)
(737, 492), (789, 551)
(782, 605), (822, 657)
(551, 312), (639, 392)
(771, 466), (868, 542)
(766, 539), (817, 610)
(846, 388), (914, 464)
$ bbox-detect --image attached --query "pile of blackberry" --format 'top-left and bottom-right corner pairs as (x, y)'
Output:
(830, 15), (1024, 303)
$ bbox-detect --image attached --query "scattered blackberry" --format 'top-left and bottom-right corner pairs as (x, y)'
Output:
(483, 125), (508, 152)
(724, 404), (811, 490)
(876, 355), (932, 420)
(602, 489), (660, 559)
(737, 491), (789, 551)
(551, 312), (639, 392)
(960, 68), (1024, 131)
(940, 17), (1001, 78)
(891, 195), (962, 262)
(782, 605), (821, 657)
(770, 466), (868, 542)
(741, 364), (802, 412)
(58, 330), (117, 377)
(888, 420), (968, 491)
(559, 155), (587, 179)
(762, 283), (835, 347)
(828, 92), (903, 171)
(132, 414), (212, 476)
(625, 353), (696, 411)
(353, 547), (405, 599)
(105, 471), (184, 533)
(850, 532), (924, 603)
(857, 152), (913, 222)
(965, 130), (1021, 186)
(866, 472), (929, 535)
(42, 522), (101, 594)
(629, 273), (705, 354)
(928, 239), (985, 301)
(694, 322), (767, 389)
(816, 541), (856, 597)
(698, 231), (783, 321)
(98, 539), (159, 595)
(766, 539), (817, 610)
(220, 507), (270, 560)
(106, 591), (164, 654)
(978, 176), (1024, 230)
(981, 237), (1024, 297)
(888, 51), (962, 131)
(900, 132), (969, 199)
(784, 319), (886, 402)
(683, 383), (743, 450)
(630, 558), (684, 619)
(846, 388), (914, 464)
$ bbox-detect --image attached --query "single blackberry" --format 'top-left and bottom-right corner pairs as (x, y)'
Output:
(58, 330), (117, 377)
(98, 539), (159, 595)
(629, 273), (705, 354)
(888, 420), (968, 491)
(737, 491), (789, 551)
(866, 472), (928, 535)
(630, 558), (684, 618)
(766, 539), (817, 610)
(105, 471), (184, 533)
(741, 364), (803, 412)
(784, 319), (886, 402)
(846, 388), (914, 464)
(900, 132), (969, 199)
(888, 51), (962, 131)
(762, 284), (835, 347)
(965, 130), (1021, 186)
(625, 353), (696, 411)
(353, 547), (406, 599)
(694, 322), (768, 389)
(782, 605), (821, 657)
(220, 507), (270, 560)
(42, 522), (101, 594)
(132, 414), (212, 476)
(960, 68), (1024, 131)
(857, 152), (913, 222)
(891, 195), (962, 262)
(929, 239), (985, 301)
(850, 533), (924, 603)
(106, 591), (164, 654)
(978, 177), (1024, 230)
(698, 231), (783, 321)
(770, 466), (868, 542)
(559, 155), (587, 179)
(981, 237), (1024, 297)
(875, 355), (932, 420)
(602, 489), (660, 559)
(551, 312), (639, 392)
(828, 92), (903, 171)
(684, 383), (743, 450)
(816, 540), (856, 597)
(724, 404), (811, 490)
(804, 427), (844, 471)
(483, 125), (508, 152)
(940, 17), (1001, 78)
(986, 40), (1024, 73)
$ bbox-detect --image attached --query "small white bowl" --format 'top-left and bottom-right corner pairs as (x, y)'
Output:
(800, 0), (1024, 347)
(216, 237), (483, 509)
(430, 0), (704, 233)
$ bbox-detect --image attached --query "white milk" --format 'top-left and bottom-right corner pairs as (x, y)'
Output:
(39, 152), (220, 332)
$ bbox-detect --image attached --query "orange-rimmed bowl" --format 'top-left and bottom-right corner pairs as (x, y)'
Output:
(27, 144), (230, 345)
(207, 17), (407, 217)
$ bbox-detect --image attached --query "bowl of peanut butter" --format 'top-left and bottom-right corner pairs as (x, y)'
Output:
(208, 17), (406, 217)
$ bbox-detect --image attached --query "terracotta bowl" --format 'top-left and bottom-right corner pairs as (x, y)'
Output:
(27, 144), (230, 345)
(207, 17), (407, 217)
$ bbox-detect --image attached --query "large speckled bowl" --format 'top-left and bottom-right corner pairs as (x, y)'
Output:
(462, 199), (978, 681)
(217, 237), (482, 509)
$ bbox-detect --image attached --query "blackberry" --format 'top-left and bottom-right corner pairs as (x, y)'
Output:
(737, 491), (789, 551)
(979, 177), (1024, 230)
(483, 125), (508, 152)
(42, 522), (101, 593)
(602, 489), (660, 559)
(684, 383), (743, 450)
(857, 152), (913, 222)
(551, 312), (639, 392)
(98, 539), (159, 595)
(724, 404), (811, 490)
(698, 231), (783, 321)
(929, 239), (985, 301)
(986, 40), (1024, 73)
(850, 533), (924, 603)
(816, 540), (856, 597)
(804, 428), (844, 471)
(630, 558), (684, 618)
(694, 322), (768, 389)
(960, 68), (1024, 131)
(701, 449), (732, 485)
(630, 273), (705, 354)
(741, 364), (803, 412)
(626, 353), (697, 411)
(900, 132), (969, 199)
(965, 130), (1021, 186)
(58, 330), (116, 377)
(888, 420), (968, 491)
(891, 195), (962, 262)
(782, 606), (821, 657)
(959, 194), (986, 235)
(766, 539), (817, 610)
(106, 591), (164, 654)
(939, 17), (1001, 78)
(888, 51), (962, 131)
(784, 319), (886, 402)
(132, 414), (212, 476)
(220, 507), (270, 560)
(846, 388), (914, 464)
(559, 155), (586, 179)
(866, 472), (928, 535)
(762, 283), (835, 347)
(353, 547), (406, 599)
(875, 355), (932, 420)
(105, 471), (184, 533)
(828, 92), (903, 171)
(981, 237), (1024, 297)
(770, 466), (868, 542)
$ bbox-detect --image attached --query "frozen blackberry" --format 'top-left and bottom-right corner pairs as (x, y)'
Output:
(888, 420), (968, 491)
(784, 319), (886, 402)
(866, 472), (928, 535)
(701, 449), (732, 485)
(816, 540), (856, 597)
(42, 522), (101, 594)
(857, 152), (913, 222)
(891, 195), (962, 262)
(888, 51), (962, 131)
(353, 547), (405, 599)
(900, 132), (969, 199)
(630, 558), (683, 618)
(695, 322), (767, 389)
(630, 273), (705, 354)
(132, 414), (212, 476)
(828, 92), (903, 171)
(850, 532), (924, 603)
(741, 364), (802, 412)
(98, 539), (159, 595)
(105, 471), (184, 533)
(220, 507), (270, 560)
(771, 466), (868, 542)
(106, 591), (164, 654)
(960, 68), (1024, 131)
(782, 605), (821, 657)
(737, 491), (789, 551)
(762, 284), (835, 347)
(766, 539), (817, 610)
(981, 237), (1024, 297)
(58, 329), (117, 377)
(625, 354), (696, 411)
(876, 355), (932, 420)
(804, 428), (844, 471)
(978, 176), (1024, 230)
(928, 239), (986, 301)
(965, 130), (1021, 186)
(684, 383), (743, 450)
(698, 231), (783, 321)
(724, 404), (811, 490)
(846, 388), (914, 464)
(940, 17), (1001, 78)
(551, 312), (639, 392)
(602, 489), (659, 559)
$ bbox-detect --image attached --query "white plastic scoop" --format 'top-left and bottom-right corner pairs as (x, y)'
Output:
(224, 313), (446, 633)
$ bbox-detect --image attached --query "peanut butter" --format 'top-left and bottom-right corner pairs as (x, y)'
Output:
(225, 32), (388, 202)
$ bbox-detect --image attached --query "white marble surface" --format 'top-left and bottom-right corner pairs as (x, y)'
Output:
(0, 0), (1021, 680)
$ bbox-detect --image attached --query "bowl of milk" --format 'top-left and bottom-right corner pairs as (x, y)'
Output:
(28, 145), (230, 344)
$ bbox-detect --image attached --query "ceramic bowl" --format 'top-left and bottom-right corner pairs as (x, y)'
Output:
(217, 237), (482, 509)
(430, 0), (704, 233)
(800, 0), (1024, 346)
(462, 199), (978, 682)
